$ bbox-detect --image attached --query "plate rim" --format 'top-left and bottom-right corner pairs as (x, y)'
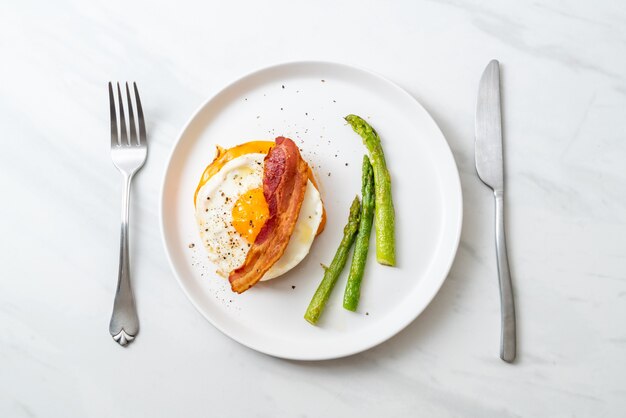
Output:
(159, 60), (463, 360)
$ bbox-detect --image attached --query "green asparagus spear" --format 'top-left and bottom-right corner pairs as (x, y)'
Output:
(304, 197), (361, 325)
(343, 156), (375, 311)
(344, 115), (396, 266)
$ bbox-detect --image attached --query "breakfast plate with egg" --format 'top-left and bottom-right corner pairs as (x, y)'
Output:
(160, 61), (462, 360)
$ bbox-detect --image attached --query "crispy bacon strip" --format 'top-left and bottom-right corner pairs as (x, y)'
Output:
(229, 137), (309, 293)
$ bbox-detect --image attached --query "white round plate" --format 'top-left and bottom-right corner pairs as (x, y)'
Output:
(160, 61), (462, 360)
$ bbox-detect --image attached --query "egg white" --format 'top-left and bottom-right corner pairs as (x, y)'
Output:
(195, 153), (323, 281)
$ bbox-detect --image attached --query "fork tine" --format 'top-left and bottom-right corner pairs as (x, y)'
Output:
(125, 83), (138, 146)
(108, 82), (119, 147)
(133, 82), (146, 145)
(117, 82), (128, 145)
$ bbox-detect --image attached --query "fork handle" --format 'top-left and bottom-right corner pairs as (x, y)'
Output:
(109, 174), (139, 346)
(494, 190), (516, 362)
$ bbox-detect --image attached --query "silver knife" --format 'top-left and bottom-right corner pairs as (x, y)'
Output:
(475, 59), (516, 363)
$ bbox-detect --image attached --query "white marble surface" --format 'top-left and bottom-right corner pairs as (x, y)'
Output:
(1, 0), (625, 416)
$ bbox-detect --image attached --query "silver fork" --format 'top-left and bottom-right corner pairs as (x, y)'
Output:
(108, 82), (147, 346)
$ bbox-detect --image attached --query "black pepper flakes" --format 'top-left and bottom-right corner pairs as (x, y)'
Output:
(188, 243), (195, 248)
(292, 285), (296, 289)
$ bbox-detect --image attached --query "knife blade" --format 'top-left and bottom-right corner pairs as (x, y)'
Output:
(476, 60), (504, 191)
(475, 59), (517, 363)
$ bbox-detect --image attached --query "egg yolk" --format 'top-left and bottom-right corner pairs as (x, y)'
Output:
(232, 187), (269, 243)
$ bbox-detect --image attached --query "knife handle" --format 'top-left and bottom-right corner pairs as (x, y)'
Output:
(494, 190), (516, 362)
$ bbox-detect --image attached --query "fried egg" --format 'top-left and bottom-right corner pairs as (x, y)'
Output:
(195, 148), (324, 280)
